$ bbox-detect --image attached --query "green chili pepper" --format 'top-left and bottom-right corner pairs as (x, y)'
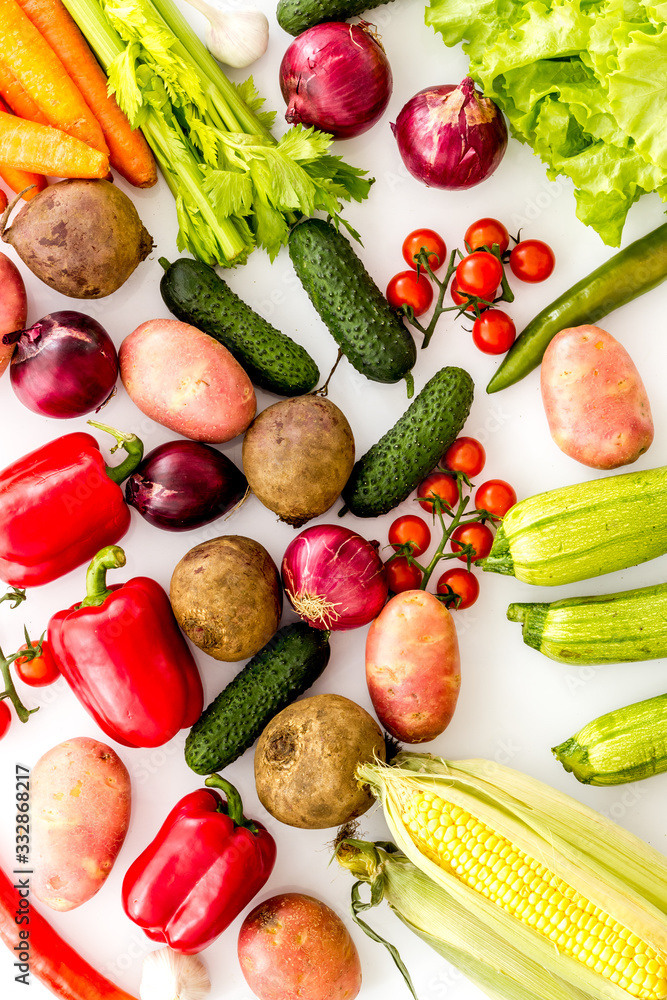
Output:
(486, 222), (667, 393)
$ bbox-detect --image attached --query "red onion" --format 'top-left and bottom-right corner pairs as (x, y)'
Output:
(279, 21), (392, 139)
(282, 524), (388, 631)
(125, 440), (247, 531)
(391, 78), (508, 189)
(4, 311), (118, 418)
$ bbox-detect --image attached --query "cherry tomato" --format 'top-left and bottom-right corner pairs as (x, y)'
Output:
(442, 437), (486, 478)
(14, 639), (60, 687)
(450, 279), (487, 314)
(450, 522), (494, 562)
(436, 568), (480, 609)
(472, 309), (516, 355)
(464, 218), (510, 255)
(417, 471), (459, 513)
(402, 228), (447, 272)
(386, 270), (433, 316)
(388, 515), (431, 556)
(384, 557), (422, 593)
(509, 239), (555, 282)
(455, 252), (503, 301)
(0, 701), (11, 739)
(475, 480), (517, 519)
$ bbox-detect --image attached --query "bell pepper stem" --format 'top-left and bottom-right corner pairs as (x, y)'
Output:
(87, 420), (144, 484)
(80, 545), (126, 608)
(205, 774), (258, 832)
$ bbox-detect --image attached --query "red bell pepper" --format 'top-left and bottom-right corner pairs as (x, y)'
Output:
(0, 421), (143, 588)
(48, 545), (203, 748)
(122, 775), (277, 954)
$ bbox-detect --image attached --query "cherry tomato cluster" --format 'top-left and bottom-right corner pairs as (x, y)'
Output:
(383, 437), (517, 609)
(386, 219), (556, 356)
(0, 585), (59, 740)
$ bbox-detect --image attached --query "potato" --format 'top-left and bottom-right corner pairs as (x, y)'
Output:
(541, 325), (654, 470)
(365, 590), (461, 743)
(31, 737), (131, 912)
(242, 395), (355, 526)
(120, 319), (256, 443)
(254, 693), (385, 828)
(170, 535), (282, 661)
(238, 892), (362, 1000)
(0, 251), (27, 377)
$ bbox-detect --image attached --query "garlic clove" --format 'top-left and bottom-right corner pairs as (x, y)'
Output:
(183, 0), (269, 69)
(139, 947), (211, 1000)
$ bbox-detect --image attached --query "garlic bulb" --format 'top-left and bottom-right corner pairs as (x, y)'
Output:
(183, 0), (269, 68)
(139, 948), (211, 1000)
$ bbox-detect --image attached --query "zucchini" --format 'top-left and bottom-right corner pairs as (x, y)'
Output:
(340, 366), (473, 518)
(508, 583), (667, 665)
(552, 693), (667, 785)
(277, 0), (395, 35)
(288, 218), (416, 394)
(481, 464), (667, 586)
(159, 257), (320, 396)
(184, 622), (330, 775)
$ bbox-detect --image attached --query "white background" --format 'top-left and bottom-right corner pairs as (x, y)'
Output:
(1, 1), (667, 998)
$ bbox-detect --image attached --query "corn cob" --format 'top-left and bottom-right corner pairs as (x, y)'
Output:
(350, 753), (667, 1000)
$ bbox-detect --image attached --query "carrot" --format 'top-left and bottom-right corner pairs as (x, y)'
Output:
(15, 0), (157, 188)
(0, 96), (47, 199)
(0, 0), (108, 155)
(0, 60), (48, 125)
(0, 111), (109, 178)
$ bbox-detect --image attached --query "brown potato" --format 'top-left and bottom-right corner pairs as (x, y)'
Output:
(170, 535), (282, 661)
(32, 737), (131, 911)
(254, 693), (385, 828)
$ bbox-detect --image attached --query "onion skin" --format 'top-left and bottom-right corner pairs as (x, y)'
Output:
(279, 22), (392, 139)
(6, 311), (118, 418)
(391, 78), (508, 189)
(282, 524), (388, 631)
(125, 440), (247, 531)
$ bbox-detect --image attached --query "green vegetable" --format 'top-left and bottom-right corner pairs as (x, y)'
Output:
(63, 0), (372, 266)
(508, 583), (667, 665)
(159, 257), (319, 396)
(552, 693), (667, 785)
(426, 0), (667, 246)
(487, 223), (667, 392)
(288, 217), (417, 392)
(184, 622), (331, 775)
(277, 0), (395, 35)
(482, 465), (667, 587)
(340, 366), (473, 518)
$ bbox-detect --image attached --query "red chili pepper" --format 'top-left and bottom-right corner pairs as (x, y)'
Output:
(48, 545), (203, 748)
(0, 421), (143, 588)
(122, 775), (277, 954)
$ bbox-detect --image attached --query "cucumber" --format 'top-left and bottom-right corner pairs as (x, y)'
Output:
(508, 583), (667, 665)
(159, 257), (320, 397)
(552, 693), (667, 786)
(184, 622), (330, 775)
(482, 464), (667, 587)
(340, 366), (474, 518)
(277, 0), (395, 35)
(288, 218), (416, 394)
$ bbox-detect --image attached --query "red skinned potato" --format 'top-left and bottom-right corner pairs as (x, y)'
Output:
(366, 589), (461, 743)
(238, 892), (362, 1000)
(541, 325), (653, 470)
(119, 319), (256, 443)
(31, 737), (131, 912)
(0, 251), (27, 376)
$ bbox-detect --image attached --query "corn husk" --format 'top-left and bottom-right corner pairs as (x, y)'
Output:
(339, 752), (667, 1000)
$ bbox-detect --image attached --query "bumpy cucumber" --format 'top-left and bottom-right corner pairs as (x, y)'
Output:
(288, 218), (416, 392)
(160, 257), (319, 396)
(277, 0), (395, 35)
(340, 366), (474, 518)
(184, 622), (330, 775)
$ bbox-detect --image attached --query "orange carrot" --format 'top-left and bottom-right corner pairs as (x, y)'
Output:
(0, 60), (48, 125)
(0, 111), (109, 178)
(15, 0), (157, 188)
(0, 0), (108, 155)
(0, 95), (47, 198)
